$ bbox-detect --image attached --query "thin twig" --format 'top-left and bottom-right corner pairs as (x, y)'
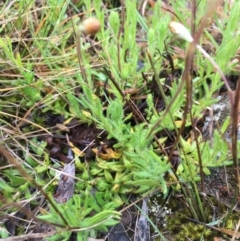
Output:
(231, 77), (240, 195)
(231, 219), (240, 241)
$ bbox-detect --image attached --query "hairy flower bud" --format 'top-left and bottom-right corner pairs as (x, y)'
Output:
(79, 17), (101, 35)
(169, 21), (193, 42)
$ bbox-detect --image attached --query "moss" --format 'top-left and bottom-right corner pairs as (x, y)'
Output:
(150, 193), (238, 240)
(173, 223), (212, 241)
(165, 209), (214, 240)
(224, 212), (240, 230)
(166, 212), (185, 234)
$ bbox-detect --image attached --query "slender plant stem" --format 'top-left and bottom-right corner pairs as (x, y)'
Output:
(232, 78), (240, 194)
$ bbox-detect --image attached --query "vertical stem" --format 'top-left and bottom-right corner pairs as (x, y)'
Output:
(232, 78), (240, 195)
(75, 32), (88, 84)
(117, 0), (125, 72)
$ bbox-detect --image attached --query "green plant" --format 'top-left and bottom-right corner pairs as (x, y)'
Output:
(1, 0), (240, 240)
(38, 194), (120, 241)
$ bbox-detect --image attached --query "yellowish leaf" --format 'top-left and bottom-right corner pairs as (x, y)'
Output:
(92, 147), (121, 160)
(175, 120), (183, 128)
(82, 110), (91, 118)
(63, 117), (74, 125)
(68, 141), (85, 157)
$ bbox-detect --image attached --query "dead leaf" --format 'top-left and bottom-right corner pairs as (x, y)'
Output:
(215, 227), (240, 238)
(68, 141), (85, 157)
(92, 147), (121, 160)
(214, 237), (226, 241)
(54, 162), (75, 203)
(56, 123), (70, 132)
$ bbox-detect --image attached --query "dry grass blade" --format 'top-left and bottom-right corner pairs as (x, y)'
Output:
(0, 111), (52, 135)
(231, 219), (240, 241)
(0, 229), (65, 241)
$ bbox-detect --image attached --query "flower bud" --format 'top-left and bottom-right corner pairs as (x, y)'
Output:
(79, 17), (101, 35)
(169, 21), (193, 42)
